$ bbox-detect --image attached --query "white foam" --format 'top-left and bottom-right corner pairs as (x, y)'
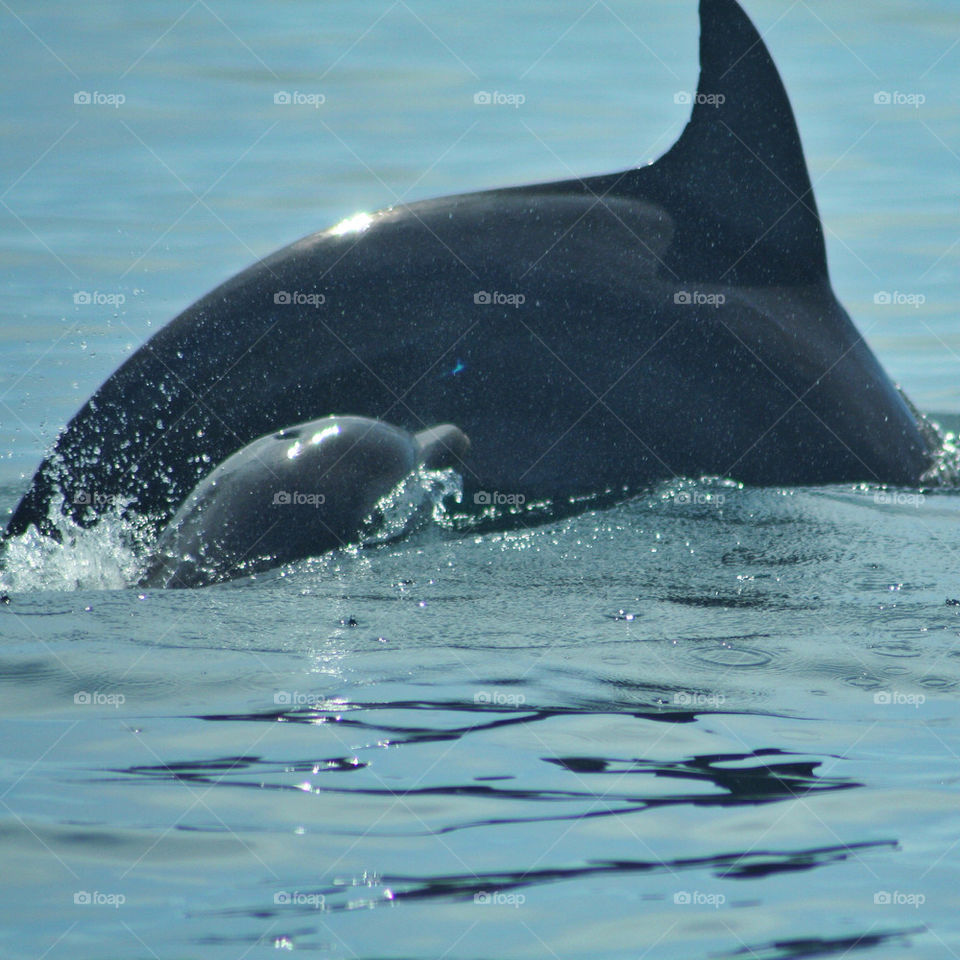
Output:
(0, 497), (152, 593)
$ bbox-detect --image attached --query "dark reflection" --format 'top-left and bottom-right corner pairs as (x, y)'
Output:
(191, 839), (896, 921)
(721, 546), (832, 566)
(546, 748), (858, 806)
(197, 701), (555, 746)
(109, 709), (862, 842)
(104, 699), (905, 948)
(108, 754), (365, 785)
(0, 658), (58, 680)
(664, 594), (775, 608)
(721, 928), (924, 959)
(194, 701), (733, 743)
(662, 593), (821, 610)
(380, 840), (895, 899)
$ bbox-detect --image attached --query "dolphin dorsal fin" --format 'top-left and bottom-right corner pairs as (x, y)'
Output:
(627, 0), (830, 285)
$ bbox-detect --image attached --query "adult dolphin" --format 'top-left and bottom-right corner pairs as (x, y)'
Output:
(3, 0), (935, 543)
(142, 416), (470, 589)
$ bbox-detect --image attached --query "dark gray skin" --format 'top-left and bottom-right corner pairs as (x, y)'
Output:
(3, 0), (934, 545)
(143, 417), (470, 589)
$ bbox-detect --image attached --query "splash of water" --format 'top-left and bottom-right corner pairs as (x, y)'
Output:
(362, 467), (463, 546)
(0, 496), (153, 593)
(0, 470), (464, 593)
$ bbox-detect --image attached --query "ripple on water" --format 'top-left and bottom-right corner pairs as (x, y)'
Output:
(690, 645), (773, 669)
(868, 640), (923, 658)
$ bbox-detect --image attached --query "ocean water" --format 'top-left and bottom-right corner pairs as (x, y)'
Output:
(2, 1), (960, 958)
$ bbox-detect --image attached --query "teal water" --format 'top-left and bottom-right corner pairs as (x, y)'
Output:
(2, 2), (960, 958)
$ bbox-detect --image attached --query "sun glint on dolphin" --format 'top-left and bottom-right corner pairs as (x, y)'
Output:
(3, 0), (937, 556)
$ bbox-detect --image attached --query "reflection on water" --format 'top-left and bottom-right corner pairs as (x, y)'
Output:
(3, 480), (960, 957)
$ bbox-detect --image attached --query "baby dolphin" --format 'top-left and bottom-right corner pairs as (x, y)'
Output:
(142, 416), (469, 588)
